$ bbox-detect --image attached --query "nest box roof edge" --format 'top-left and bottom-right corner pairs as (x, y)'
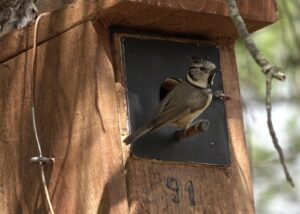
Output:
(0, 0), (278, 63)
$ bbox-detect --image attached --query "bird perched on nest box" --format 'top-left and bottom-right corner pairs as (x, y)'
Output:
(123, 57), (217, 145)
(0, 0), (38, 37)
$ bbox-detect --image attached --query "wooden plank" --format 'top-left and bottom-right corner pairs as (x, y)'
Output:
(0, 21), (128, 213)
(124, 0), (278, 22)
(127, 157), (254, 213)
(113, 34), (254, 213)
(36, 0), (76, 14)
(105, 0), (277, 38)
(0, 0), (277, 63)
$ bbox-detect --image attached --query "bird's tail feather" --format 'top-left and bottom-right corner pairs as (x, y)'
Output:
(123, 126), (152, 145)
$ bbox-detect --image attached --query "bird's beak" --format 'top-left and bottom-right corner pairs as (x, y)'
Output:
(211, 69), (221, 74)
(210, 69), (217, 74)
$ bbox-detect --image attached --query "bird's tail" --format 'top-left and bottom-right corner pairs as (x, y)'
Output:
(123, 126), (153, 145)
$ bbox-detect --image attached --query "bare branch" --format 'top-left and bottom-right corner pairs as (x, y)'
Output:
(266, 72), (294, 187)
(226, 0), (294, 187)
(226, 0), (286, 81)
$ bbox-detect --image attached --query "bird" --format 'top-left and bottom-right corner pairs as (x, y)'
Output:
(123, 57), (217, 145)
(0, 0), (38, 37)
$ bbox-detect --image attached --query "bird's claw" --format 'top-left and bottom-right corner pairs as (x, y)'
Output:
(214, 90), (230, 100)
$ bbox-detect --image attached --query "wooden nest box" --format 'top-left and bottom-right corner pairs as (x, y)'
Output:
(0, 0), (278, 213)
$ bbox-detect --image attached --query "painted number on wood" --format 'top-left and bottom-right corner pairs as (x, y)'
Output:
(166, 177), (196, 206)
(186, 180), (196, 206)
(166, 177), (180, 203)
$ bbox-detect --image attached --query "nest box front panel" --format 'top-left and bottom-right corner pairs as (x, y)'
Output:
(121, 36), (230, 165)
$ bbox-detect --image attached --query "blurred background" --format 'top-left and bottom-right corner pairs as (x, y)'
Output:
(235, 1), (300, 213)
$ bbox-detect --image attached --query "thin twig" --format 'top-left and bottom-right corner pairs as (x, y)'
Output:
(226, 0), (294, 187)
(31, 13), (55, 214)
(266, 72), (294, 187)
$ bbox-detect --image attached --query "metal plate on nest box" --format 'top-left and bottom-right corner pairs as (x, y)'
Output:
(121, 37), (230, 165)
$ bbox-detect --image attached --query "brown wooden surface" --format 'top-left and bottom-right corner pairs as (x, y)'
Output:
(139, 0), (278, 22)
(0, 21), (128, 213)
(113, 34), (254, 213)
(105, 0), (278, 37)
(0, 0), (277, 63)
(0, 0), (102, 63)
(37, 0), (76, 14)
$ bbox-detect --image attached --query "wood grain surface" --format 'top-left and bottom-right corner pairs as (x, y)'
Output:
(106, 0), (278, 36)
(0, 21), (128, 213)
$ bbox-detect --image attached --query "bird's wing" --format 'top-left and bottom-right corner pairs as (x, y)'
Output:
(149, 88), (193, 128)
(152, 88), (176, 118)
(150, 105), (192, 129)
(124, 88), (190, 144)
(149, 83), (210, 129)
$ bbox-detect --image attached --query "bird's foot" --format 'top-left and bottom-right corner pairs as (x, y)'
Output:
(214, 90), (230, 100)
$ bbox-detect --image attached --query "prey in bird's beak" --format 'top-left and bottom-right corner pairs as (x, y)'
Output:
(207, 68), (221, 87)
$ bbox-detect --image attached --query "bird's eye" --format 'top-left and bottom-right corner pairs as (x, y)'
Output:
(200, 67), (210, 73)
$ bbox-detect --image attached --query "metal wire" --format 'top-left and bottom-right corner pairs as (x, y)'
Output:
(31, 12), (55, 214)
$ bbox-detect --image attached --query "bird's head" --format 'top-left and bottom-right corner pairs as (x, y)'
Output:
(186, 57), (217, 88)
